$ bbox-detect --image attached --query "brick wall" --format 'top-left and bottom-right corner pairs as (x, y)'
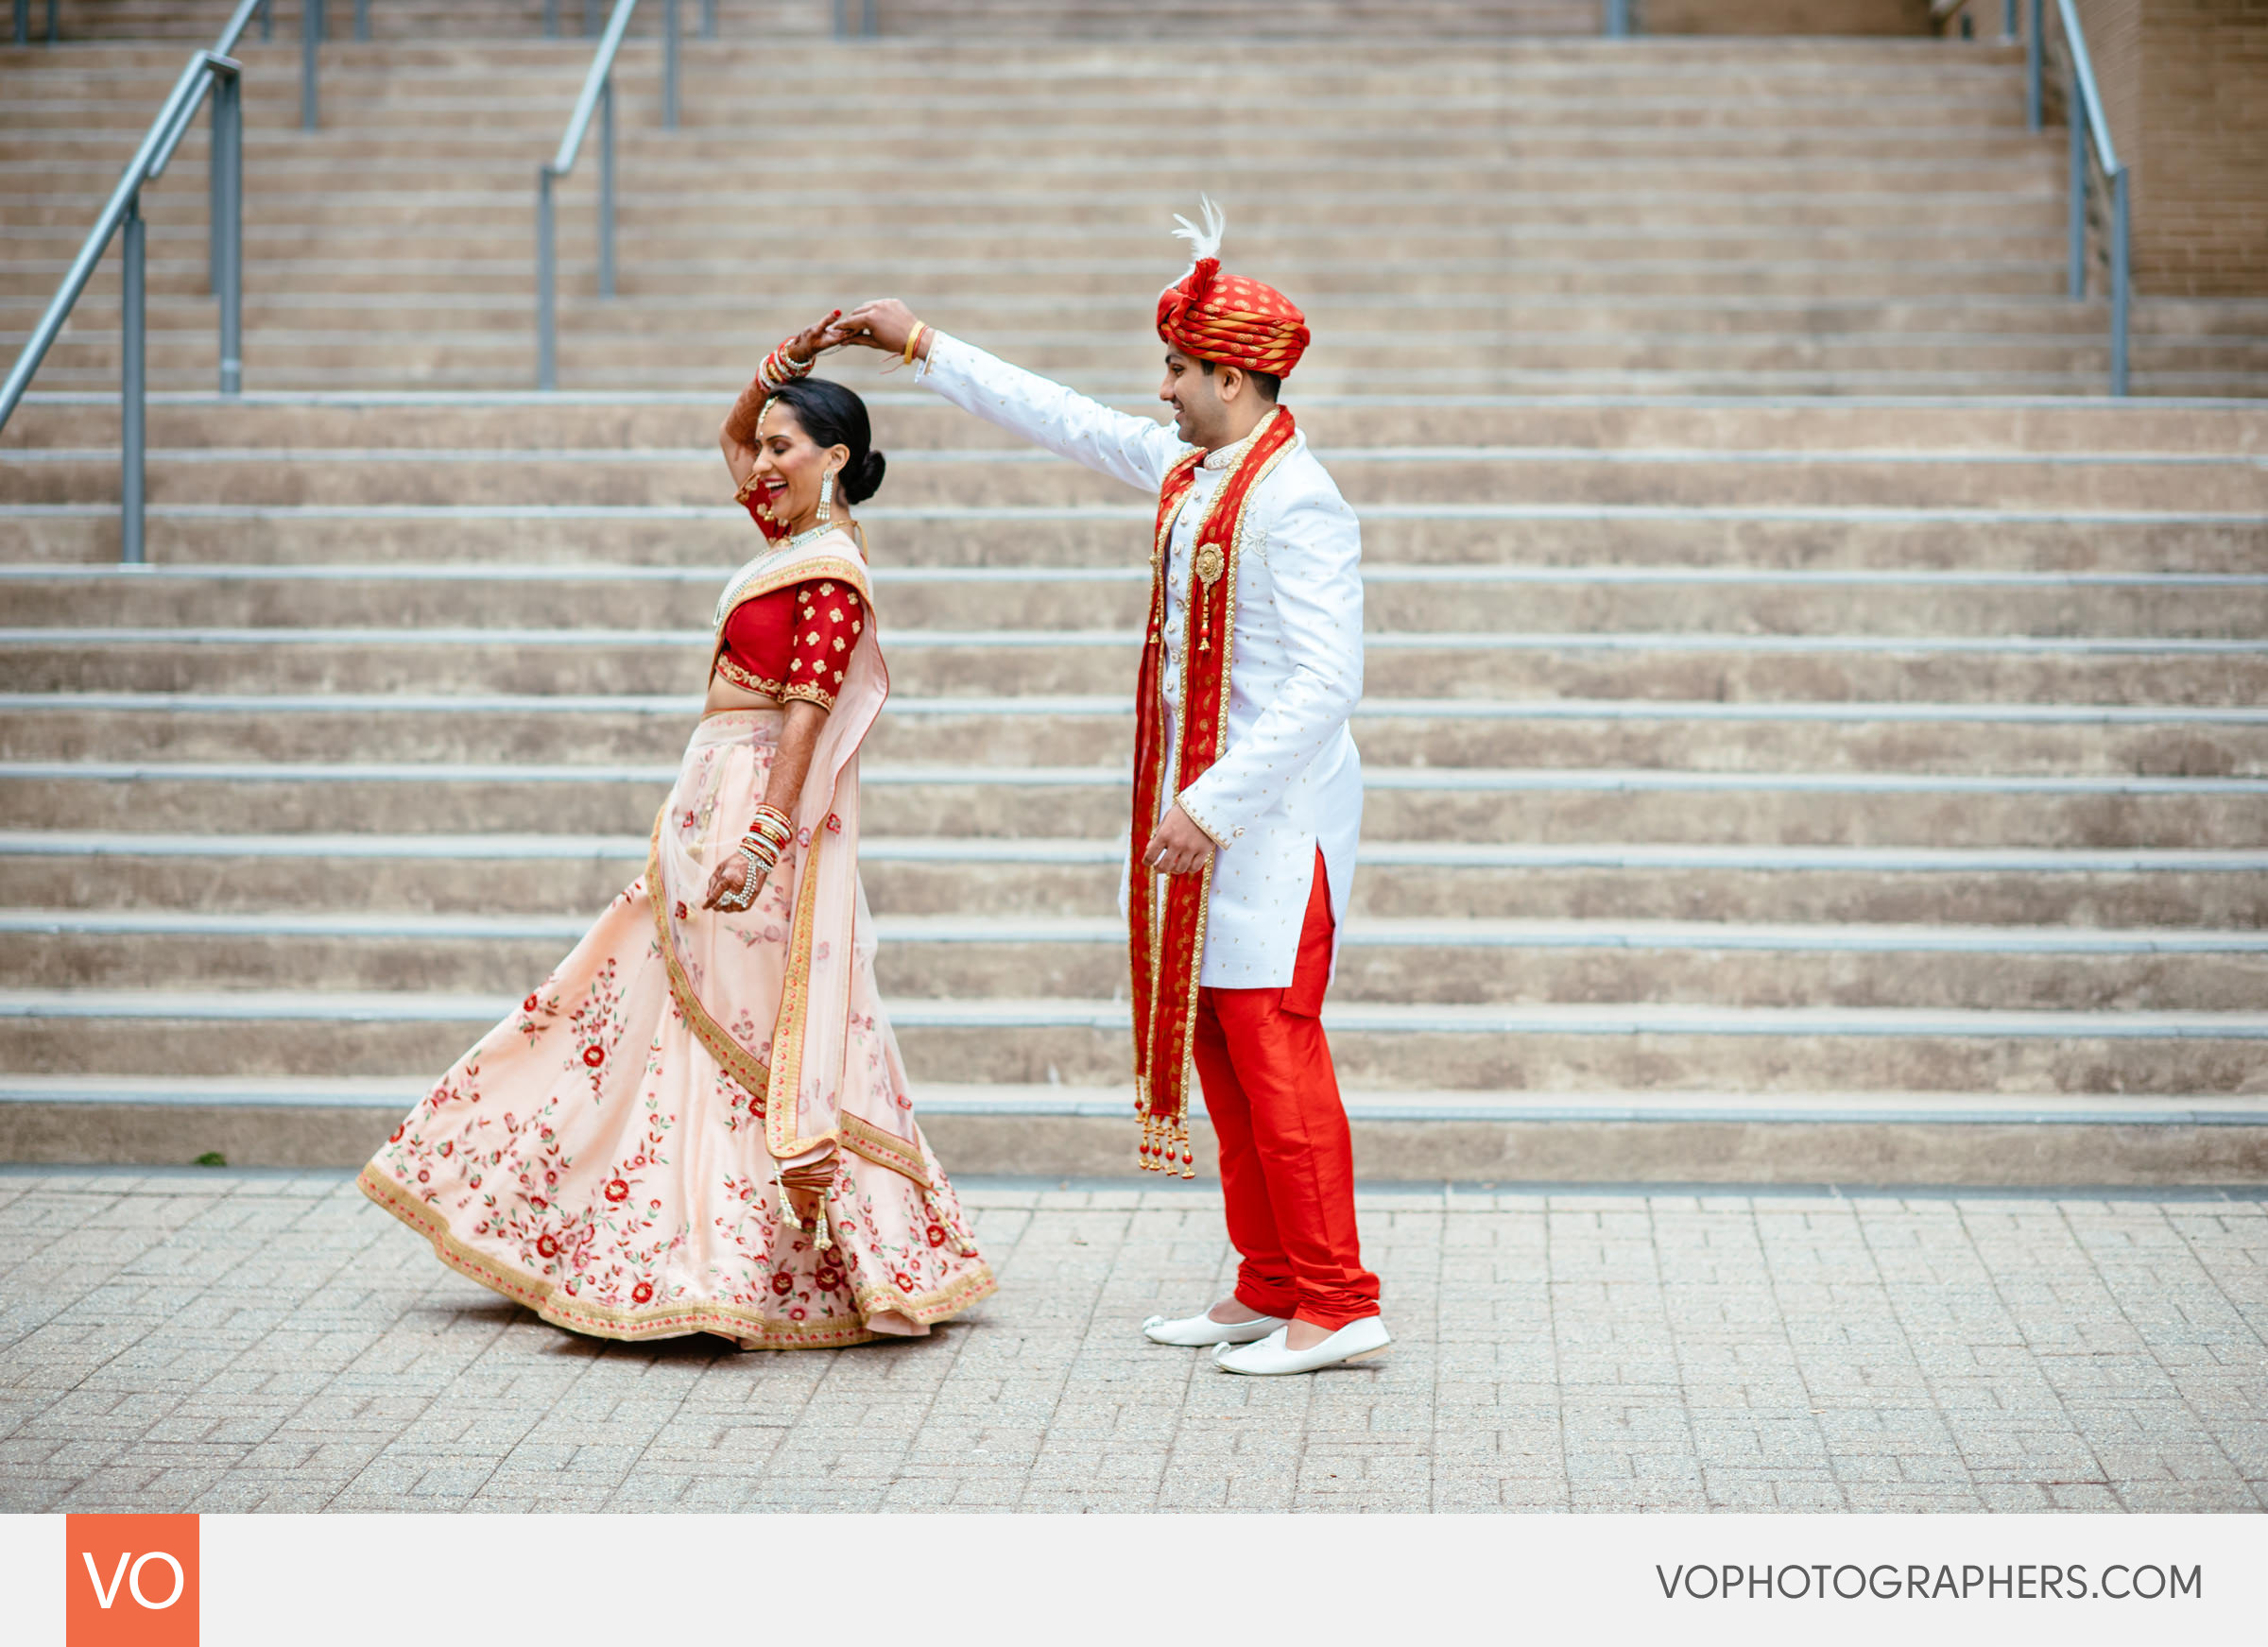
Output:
(2063, 0), (2268, 296)
(1639, 0), (1932, 28)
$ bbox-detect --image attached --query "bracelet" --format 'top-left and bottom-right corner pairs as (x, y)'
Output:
(747, 804), (794, 849)
(716, 839), (776, 912)
(902, 321), (928, 368)
(758, 336), (816, 392)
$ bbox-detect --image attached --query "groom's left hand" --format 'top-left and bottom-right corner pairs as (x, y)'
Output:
(1143, 805), (1215, 876)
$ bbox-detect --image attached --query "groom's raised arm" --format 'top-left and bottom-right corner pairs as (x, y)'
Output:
(917, 332), (1186, 493)
(833, 300), (1186, 493)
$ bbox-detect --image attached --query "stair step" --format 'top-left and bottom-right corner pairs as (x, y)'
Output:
(9, 691), (2264, 776)
(1, 988), (2259, 1094)
(5, 830), (2261, 928)
(8, 909), (2262, 1010)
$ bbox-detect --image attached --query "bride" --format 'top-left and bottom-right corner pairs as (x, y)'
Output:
(358, 314), (996, 1348)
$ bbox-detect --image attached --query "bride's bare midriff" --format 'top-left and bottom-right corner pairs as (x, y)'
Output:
(701, 669), (783, 717)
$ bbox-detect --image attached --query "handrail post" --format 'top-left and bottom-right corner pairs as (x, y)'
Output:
(700, 0), (715, 36)
(301, 0), (322, 131)
(544, 0), (558, 35)
(2026, 0), (2042, 130)
(2002, 0), (2015, 37)
(864, 0), (877, 34)
(585, 0), (600, 35)
(261, 0), (273, 40)
(537, 166), (558, 390)
(2067, 69), (2087, 299)
(44, 0), (55, 43)
(122, 194), (147, 566)
(11, 1), (25, 47)
(598, 75), (616, 297)
(1605, 0), (1630, 37)
(215, 69), (243, 396)
(664, 0), (679, 129)
(354, 0), (369, 40)
(537, 0), (641, 391)
(2110, 168), (2130, 395)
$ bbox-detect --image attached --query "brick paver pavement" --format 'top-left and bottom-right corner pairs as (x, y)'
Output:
(1, 1168), (2262, 1514)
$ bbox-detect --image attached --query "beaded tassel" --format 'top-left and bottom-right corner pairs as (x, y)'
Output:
(921, 1184), (980, 1257)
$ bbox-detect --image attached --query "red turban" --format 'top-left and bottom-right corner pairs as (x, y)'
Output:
(1156, 255), (1311, 380)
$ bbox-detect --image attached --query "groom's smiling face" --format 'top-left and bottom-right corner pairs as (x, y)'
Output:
(1160, 347), (1229, 449)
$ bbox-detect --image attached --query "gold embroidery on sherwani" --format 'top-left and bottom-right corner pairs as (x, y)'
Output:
(1130, 408), (1297, 1173)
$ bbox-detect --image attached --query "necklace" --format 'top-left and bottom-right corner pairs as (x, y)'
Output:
(713, 520), (839, 628)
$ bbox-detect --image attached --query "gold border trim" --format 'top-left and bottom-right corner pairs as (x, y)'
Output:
(841, 1112), (931, 1190)
(713, 653), (787, 697)
(647, 811), (774, 1110)
(713, 547), (871, 633)
(764, 820), (833, 1159)
(357, 1163), (994, 1349)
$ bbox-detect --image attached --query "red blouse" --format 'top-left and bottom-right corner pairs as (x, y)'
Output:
(714, 578), (864, 712)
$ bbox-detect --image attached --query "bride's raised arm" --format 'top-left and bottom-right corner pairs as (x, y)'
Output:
(720, 308), (844, 495)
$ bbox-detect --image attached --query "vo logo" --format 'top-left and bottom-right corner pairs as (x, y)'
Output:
(66, 1516), (198, 1646)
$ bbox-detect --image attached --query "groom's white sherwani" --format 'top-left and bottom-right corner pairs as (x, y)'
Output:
(915, 334), (1364, 990)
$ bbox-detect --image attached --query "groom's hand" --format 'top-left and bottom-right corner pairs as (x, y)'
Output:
(834, 299), (925, 359)
(1143, 805), (1215, 877)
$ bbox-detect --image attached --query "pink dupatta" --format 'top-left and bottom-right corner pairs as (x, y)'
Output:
(647, 526), (928, 1187)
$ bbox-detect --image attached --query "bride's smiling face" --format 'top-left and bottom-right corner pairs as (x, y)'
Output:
(746, 402), (849, 537)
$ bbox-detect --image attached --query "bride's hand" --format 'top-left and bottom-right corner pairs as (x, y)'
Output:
(776, 308), (844, 371)
(701, 854), (755, 911)
(832, 299), (922, 357)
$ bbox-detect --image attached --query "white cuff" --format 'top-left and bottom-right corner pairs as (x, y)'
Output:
(1176, 790), (1237, 849)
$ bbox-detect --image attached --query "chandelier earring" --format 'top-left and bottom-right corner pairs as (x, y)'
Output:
(817, 467), (836, 526)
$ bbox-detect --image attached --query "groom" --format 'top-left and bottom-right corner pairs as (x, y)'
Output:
(835, 204), (1386, 1375)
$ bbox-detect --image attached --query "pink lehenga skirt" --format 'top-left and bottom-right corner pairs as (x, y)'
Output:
(358, 709), (996, 1349)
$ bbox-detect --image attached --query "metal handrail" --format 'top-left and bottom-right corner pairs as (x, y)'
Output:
(545, 1), (714, 37)
(302, 0), (324, 130)
(537, 0), (660, 390)
(2054, 0), (2130, 395)
(2026, 0), (2043, 129)
(0, 0), (260, 563)
(12, 1), (55, 44)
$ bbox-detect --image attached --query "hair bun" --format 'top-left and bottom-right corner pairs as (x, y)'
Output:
(845, 449), (887, 506)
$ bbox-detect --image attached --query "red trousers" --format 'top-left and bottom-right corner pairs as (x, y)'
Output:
(1194, 849), (1381, 1330)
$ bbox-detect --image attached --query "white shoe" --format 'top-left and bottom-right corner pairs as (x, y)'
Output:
(1142, 1308), (1288, 1347)
(1211, 1316), (1391, 1375)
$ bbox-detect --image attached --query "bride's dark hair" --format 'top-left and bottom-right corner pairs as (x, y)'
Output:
(769, 378), (886, 505)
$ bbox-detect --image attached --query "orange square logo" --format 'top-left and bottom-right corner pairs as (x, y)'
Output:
(65, 1515), (198, 1647)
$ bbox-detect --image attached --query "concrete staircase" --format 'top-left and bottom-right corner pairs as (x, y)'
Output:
(2, 15), (2264, 1180)
(9, 32), (2268, 395)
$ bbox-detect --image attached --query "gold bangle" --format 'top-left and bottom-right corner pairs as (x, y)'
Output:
(902, 321), (927, 368)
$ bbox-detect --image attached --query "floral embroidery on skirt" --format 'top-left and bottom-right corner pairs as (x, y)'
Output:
(358, 711), (995, 1350)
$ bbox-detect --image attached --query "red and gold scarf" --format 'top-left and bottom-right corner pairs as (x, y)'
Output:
(1129, 406), (1298, 1175)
